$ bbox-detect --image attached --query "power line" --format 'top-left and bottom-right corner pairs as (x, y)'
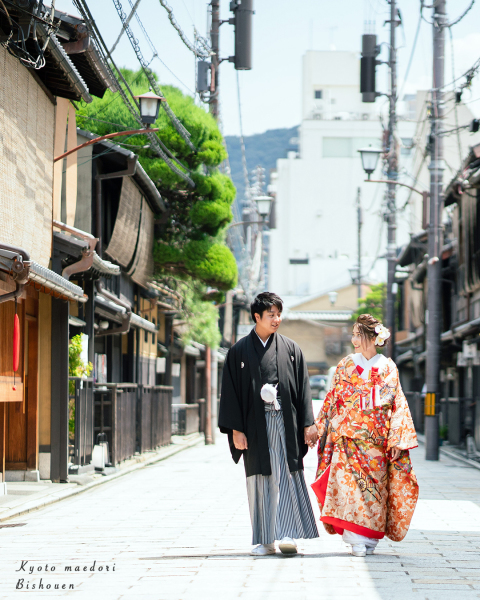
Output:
(76, 113), (130, 130)
(110, 0), (142, 54)
(447, 0), (475, 26)
(72, 0), (195, 186)
(111, 0), (197, 152)
(236, 71), (250, 198)
(125, 0), (195, 95)
(179, 0), (194, 25)
(398, 12), (422, 101)
(62, 134), (139, 174)
(156, 0), (210, 59)
(448, 26), (463, 162)
(420, 0), (435, 25)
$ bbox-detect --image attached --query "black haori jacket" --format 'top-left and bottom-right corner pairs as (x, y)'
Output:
(219, 329), (314, 477)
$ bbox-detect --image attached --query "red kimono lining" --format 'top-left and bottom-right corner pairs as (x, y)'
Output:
(311, 465), (385, 540)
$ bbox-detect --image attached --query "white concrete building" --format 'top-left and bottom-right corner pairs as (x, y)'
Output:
(269, 51), (415, 299)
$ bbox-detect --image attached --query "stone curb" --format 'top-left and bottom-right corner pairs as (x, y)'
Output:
(0, 434), (204, 523)
(416, 433), (480, 471)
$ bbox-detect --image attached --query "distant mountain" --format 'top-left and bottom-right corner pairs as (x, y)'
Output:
(224, 126), (299, 204)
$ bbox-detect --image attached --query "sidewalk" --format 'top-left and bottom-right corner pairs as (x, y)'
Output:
(417, 433), (480, 471)
(0, 433), (203, 523)
(0, 431), (479, 599)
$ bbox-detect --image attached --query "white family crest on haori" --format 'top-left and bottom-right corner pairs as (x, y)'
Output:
(260, 383), (280, 411)
(374, 324), (391, 346)
(241, 362), (244, 368)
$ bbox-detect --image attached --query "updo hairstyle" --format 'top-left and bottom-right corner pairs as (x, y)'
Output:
(354, 314), (388, 346)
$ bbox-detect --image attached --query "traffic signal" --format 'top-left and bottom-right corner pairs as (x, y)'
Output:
(361, 34), (379, 103)
(229, 0), (254, 70)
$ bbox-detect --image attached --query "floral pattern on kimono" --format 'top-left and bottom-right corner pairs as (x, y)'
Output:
(313, 354), (419, 542)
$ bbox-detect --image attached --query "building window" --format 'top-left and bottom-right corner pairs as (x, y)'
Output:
(314, 90), (322, 99)
(152, 318), (156, 345)
(331, 98), (336, 104)
(322, 137), (352, 158)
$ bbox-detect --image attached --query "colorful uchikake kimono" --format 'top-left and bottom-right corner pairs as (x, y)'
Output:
(313, 353), (419, 542)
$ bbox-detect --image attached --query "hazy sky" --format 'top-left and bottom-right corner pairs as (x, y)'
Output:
(59, 0), (480, 136)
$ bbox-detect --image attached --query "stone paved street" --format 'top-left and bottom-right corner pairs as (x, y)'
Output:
(1, 426), (480, 600)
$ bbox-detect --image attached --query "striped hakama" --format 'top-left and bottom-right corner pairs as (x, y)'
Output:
(246, 402), (319, 545)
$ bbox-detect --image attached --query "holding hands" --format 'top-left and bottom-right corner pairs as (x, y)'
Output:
(234, 426), (319, 451)
(304, 424), (318, 449)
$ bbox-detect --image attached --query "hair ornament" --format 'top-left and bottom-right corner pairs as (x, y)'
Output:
(374, 324), (391, 346)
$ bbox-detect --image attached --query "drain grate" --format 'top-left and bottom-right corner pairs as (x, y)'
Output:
(0, 523), (27, 529)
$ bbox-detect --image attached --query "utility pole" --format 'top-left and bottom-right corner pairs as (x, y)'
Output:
(205, 0), (253, 442)
(385, 0), (399, 360)
(209, 0), (220, 120)
(359, 7), (398, 349)
(206, 0), (220, 443)
(205, 346), (213, 444)
(425, 0), (446, 461)
(356, 187), (362, 300)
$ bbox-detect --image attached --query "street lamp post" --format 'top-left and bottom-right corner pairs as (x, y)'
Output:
(54, 92), (165, 163)
(254, 196), (272, 220)
(254, 195), (272, 291)
(134, 91), (164, 124)
(358, 145), (382, 180)
(359, 147), (430, 362)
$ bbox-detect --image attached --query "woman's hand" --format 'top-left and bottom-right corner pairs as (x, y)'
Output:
(390, 446), (401, 461)
(233, 430), (248, 450)
(304, 424), (318, 449)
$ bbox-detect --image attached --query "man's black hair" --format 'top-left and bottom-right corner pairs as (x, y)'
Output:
(250, 292), (283, 323)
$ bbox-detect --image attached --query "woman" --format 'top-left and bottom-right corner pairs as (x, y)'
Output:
(312, 314), (419, 557)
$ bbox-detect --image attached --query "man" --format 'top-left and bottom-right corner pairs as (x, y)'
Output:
(219, 292), (319, 556)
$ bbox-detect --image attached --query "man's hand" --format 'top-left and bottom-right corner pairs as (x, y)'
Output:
(304, 424), (318, 449)
(233, 430), (248, 450)
(390, 446), (401, 461)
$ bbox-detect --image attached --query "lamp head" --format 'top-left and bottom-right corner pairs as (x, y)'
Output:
(254, 195), (272, 218)
(358, 145), (382, 178)
(328, 291), (338, 306)
(134, 91), (165, 126)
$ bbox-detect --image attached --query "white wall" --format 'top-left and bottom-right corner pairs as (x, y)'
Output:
(269, 50), (415, 299)
(302, 51), (377, 121)
(269, 51), (480, 301)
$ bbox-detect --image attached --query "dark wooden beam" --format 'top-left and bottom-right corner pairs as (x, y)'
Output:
(50, 290), (69, 482)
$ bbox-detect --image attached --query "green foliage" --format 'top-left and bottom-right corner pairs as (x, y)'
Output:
(76, 68), (237, 291)
(68, 335), (93, 380)
(154, 239), (237, 291)
(68, 335), (93, 437)
(184, 240), (237, 290)
(351, 283), (386, 324)
(180, 282), (221, 348)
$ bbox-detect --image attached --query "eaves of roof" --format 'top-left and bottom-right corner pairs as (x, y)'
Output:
(77, 128), (165, 213)
(397, 230), (428, 267)
(51, 8), (117, 97)
(37, 25), (92, 103)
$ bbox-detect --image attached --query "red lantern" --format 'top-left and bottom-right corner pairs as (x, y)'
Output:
(13, 313), (20, 373)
